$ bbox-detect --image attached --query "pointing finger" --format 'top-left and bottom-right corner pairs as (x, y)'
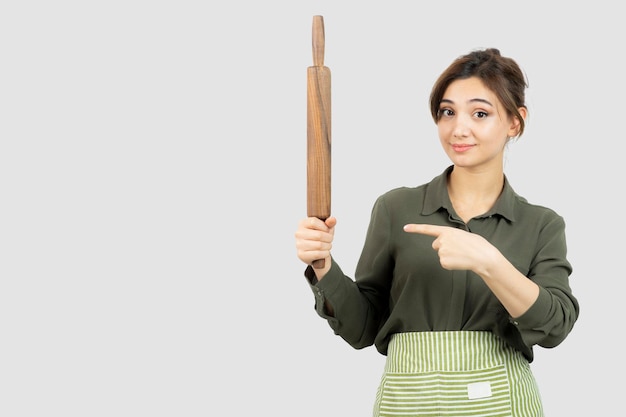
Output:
(403, 224), (447, 237)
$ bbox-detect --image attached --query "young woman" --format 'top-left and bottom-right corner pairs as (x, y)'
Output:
(295, 48), (579, 416)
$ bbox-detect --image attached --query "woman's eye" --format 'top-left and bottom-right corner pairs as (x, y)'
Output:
(475, 111), (488, 118)
(440, 108), (454, 117)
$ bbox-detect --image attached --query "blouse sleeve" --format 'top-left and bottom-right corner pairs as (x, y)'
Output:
(305, 195), (394, 349)
(511, 214), (580, 349)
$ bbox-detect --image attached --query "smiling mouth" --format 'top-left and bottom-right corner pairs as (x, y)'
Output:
(451, 144), (474, 152)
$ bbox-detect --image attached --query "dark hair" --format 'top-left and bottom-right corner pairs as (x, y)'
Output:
(429, 48), (528, 137)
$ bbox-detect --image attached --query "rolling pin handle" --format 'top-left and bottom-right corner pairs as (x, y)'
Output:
(312, 15), (325, 67)
(312, 259), (325, 269)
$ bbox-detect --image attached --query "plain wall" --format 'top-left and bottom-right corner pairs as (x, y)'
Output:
(1, 1), (621, 415)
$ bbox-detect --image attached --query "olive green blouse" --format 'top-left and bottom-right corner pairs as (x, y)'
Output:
(305, 166), (579, 362)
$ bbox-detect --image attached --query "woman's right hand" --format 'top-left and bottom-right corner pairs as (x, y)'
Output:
(295, 216), (337, 279)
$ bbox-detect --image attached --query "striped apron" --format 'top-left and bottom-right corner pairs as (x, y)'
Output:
(372, 331), (544, 417)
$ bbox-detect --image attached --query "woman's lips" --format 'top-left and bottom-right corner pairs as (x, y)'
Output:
(451, 144), (474, 152)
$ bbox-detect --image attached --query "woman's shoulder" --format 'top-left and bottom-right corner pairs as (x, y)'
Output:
(511, 191), (566, 225)
(373, 184), (430, 214)
(379, 183), (428, 200)
(377, 167), (449, 202)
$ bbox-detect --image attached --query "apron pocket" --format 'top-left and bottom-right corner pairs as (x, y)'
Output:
(376, 364), (513, 417)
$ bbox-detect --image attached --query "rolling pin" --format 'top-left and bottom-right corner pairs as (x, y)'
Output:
(306, 15), (332, 269)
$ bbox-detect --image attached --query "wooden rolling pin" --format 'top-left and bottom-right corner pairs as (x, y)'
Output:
(306, 15), (331, 269)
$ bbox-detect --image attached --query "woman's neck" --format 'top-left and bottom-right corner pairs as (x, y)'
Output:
(447, 166), (504, 223)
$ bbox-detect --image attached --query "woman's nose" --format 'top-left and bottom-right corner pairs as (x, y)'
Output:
(453, 123), (469, 138)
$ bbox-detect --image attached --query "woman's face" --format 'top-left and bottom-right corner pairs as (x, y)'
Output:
(436, 77), (522, 172)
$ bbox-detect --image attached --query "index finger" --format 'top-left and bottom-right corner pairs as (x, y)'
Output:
(304, 216), (333, 232)
(403, 223), (448, 237)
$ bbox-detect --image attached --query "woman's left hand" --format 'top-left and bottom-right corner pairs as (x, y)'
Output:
(403, 224), (498, 273)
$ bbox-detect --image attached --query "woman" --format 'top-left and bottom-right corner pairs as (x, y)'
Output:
(295, 48), (579, 416)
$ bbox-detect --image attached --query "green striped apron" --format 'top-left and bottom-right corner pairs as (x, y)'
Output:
(373, 331), (544, 417)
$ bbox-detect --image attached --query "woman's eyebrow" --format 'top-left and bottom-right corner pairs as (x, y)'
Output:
(440, 98), (494, 106)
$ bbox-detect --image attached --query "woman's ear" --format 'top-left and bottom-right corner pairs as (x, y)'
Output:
(509, 107), (527, 138)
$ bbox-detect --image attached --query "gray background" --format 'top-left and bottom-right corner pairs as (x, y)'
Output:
(1, 1), (621, 415)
